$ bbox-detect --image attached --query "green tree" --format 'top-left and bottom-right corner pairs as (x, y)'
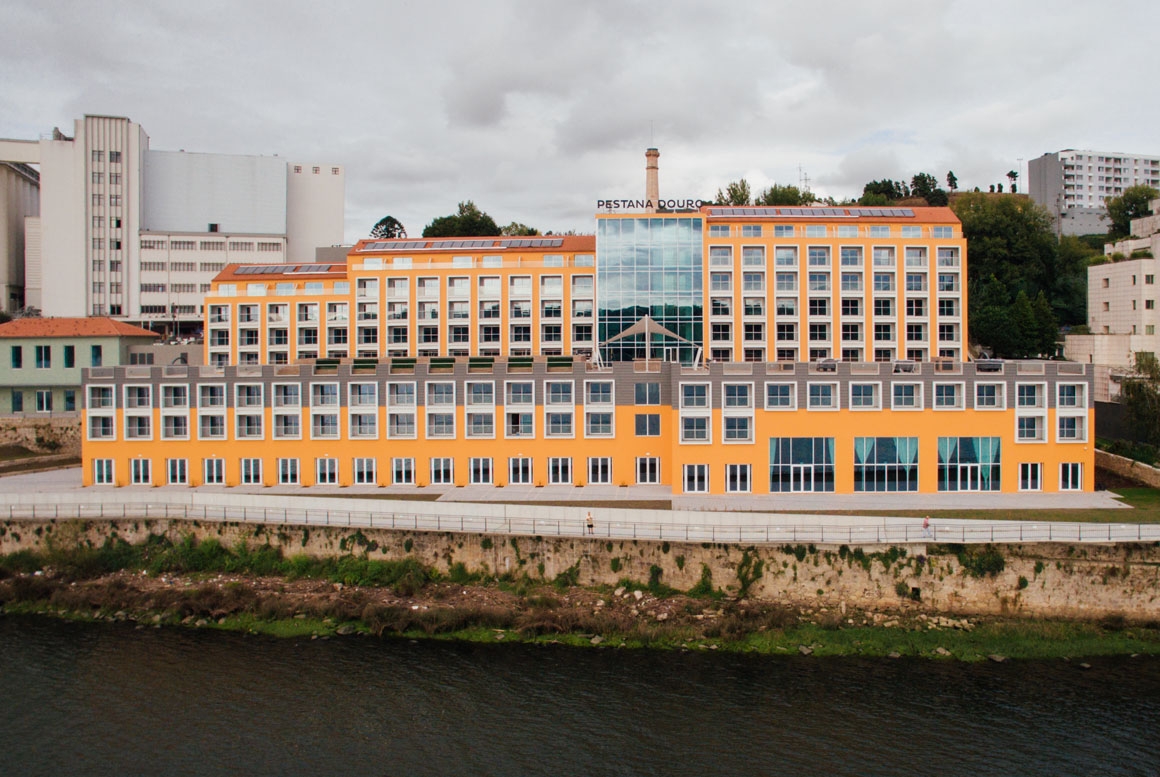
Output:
(925, 188), (950, 207)
(370, 215), (406, 239)
(1122, 353), (1160, 446)
(1105, 185), (1159, 241)
(859, 192), (891, 206)
(1007, 170), (1019, 194)
(861, 179), (908, 202)
(500, 222), (540, 236)
(422, 201), (501, 238)
(910, 172), (939, 201)
(715, 179), (752, 206)
(1032, 290), (1059, 355)
(755, 183), (813, 206)
(946, 171), (958, 192)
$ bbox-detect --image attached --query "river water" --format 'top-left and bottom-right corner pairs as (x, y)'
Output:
(1, 615), (1157, 777)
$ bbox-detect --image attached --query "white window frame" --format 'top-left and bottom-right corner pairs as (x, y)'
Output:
(849, 382), (881, 411)
(683, 463), (709, 493)
(130, 458), (152, 485)
(932, 382), (965, 410)
(974, 382), (1006, 410)
(807, 382), (839, 410)
(392, 457), (415, 486)
(278, 458), (300, 485)
(509, 457), (533, 485)
(1019, 462), (1042, 492)
(469, 457), (493, 485)
(92, 459), (114, 485)
(764, 382), (797, 410)
(635, 456), (660, 485)
(203, 458), (225, 485)
(166, 458), (188, 485)
(726, 463), (751, 493)
(587, 457), (611, 485)
(353, 457), (377, 485)
(891, 382), (923, 410)
(430, 457), (454, 485)
(548, 457), (572, 485)
(240, 458), (263, 485)
(1060, 462), (1083, 491)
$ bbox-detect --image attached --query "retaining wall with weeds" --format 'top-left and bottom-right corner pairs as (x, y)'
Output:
(1, 518), (1158, 622)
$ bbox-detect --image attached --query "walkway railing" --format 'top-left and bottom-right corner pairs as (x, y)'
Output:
(4, 502), (1159, 545)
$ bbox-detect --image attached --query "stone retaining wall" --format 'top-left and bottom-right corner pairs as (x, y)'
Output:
(0, 417), (81, 456)
(1096, 449), (1160, 488)
(3, 519), (1158, 622)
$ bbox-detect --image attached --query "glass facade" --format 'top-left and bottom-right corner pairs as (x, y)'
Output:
(938, 437), (1001, 492)
(597, 217), (703, 363)
(769, 437), (835, 492)
(854, 437), (918, 492)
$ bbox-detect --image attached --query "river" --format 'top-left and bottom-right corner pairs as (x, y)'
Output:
(1, 615), (1157, 776)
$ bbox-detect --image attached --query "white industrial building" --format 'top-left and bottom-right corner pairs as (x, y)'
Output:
(0, 115), (345, 332)
(0, 162), (39, 313)
(1028, 150), (1160, 236)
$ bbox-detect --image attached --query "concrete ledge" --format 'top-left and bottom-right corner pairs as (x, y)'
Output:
(1096, 449), (1160, 488)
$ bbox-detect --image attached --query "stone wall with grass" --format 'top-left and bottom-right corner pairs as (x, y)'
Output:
(2, 518), (1158, 622)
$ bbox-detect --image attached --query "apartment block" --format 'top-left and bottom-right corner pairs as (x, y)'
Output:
(1029, 150), (1160, 235)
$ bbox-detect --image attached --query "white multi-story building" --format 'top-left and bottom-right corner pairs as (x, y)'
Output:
(1028, 150), (1160, 236)
(1064, 199), (1160, 400)
(0, 115), (345, 331)
(0, 162), (39, 312)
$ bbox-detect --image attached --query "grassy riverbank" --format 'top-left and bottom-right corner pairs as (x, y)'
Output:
(2, 534), (1158, 661)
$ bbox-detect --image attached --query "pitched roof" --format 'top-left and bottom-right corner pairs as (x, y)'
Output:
(0, 317), (161, 339)
(351, 234), (596, 253)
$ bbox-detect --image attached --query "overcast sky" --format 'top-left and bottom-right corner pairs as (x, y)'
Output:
(2, 0), (1157, 242)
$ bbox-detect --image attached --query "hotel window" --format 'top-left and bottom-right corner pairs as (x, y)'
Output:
(774, 225), (795, 237)
(841, 323), (862, 342)
(635, 382), (660, 405)
(934, 383), (962, 409)
(199, 414), (225, 440)
(382, 412), (415, 438)
(1060, 463), (1083, 491)
(853, 437), (917, 492)
(469, 458), (493, 485)
(546, 411), (573, 436)
(937, 437), (1001, 492)
(350, 413), (377, 438)
(681, 384), (709, 408)
(808, 323), (829, 342)
(548, 457), (572, 485)
(933, 226), (954, 239)
(808, 298), (829, 316)
(726, 464), (751, 493)
(742, 246), (765, 266)
(203, 459), (225, 485)
(709, 246), (732, 267)
(683, 464), (709, 493)
(937, 274), (959, 292)
(130, 459), (152, 486)
(742, 272), (765, 292)
(509, 457), (532, 485)
(765, 383), (795, 409)
(466, 410), (494, 437)
(588, 457), (612, 485)
(709, 225), (730, 237)
(975, 384), (1004, 409)
(906, 299), (926, 317)
(1058, 416), (1086, 442)
(681, 416), (708, 442)
(892, 383), (920, 409)
(392, 458), (415, 485)
(775, 247), (797, 266)
(938, 299), (957, 317)
(873, 273), (895, 292)
(586, 381), (613, 405)
(840, 273), (862, 292)
(710, 273), (732, 292)
(1017, 416), (1045, 442)
(278, 458), (301, 485)
(1019, 462), (1042, 491)
(741, 225), (762, 237)
(541, 276), (563, 297)
(1017, 384), (1045, 409)
(743, 297), (764, 317)
(775, 273), (797, 292)
(430, 458), (454, 485)
(35, 345), (50, 369)
(808, 383), (837, 409)
(240, 459), (263, 485)
(808, 273), (830, 292)
(636, 457), (660, 484)
(274, 413), (301, 439)
(841, 298), (862, 317)
(636, 413), (661, 436)
(162, 415), (189, 440)
(808, 247), (830, 266)
(510, 299), (532, 319)
(906, 324), (926, 342)
(88, 416), (114, 439)
(354, 458), (376, 485)
(840, 247), (863, 267)
(426, 409), (455, 438)
(585, 411), (613, 436)
(724, 384), (750, 408)
(905, 274), (927, 292)
(776, 298), (797, 316)
(850, 383), (879, 409)
(724, 416), (752, 442)
(1058, 384), (1085, 408)
(776, 323), (796, 342)
(573, 299), (593, 318)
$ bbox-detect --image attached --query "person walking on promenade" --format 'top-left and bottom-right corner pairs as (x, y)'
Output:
(922, 515), (932, 539)
(586, 511), (594, 535)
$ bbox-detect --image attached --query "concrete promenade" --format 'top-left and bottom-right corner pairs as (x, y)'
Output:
(0, 468), (1153, 546)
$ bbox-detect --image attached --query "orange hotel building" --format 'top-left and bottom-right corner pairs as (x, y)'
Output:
(81, 204), (1094, 494)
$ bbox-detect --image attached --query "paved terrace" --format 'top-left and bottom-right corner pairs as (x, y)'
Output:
(0, 469), (1152, 546)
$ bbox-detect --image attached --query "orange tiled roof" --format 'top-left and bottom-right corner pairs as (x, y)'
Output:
(0, 317), (161, 339)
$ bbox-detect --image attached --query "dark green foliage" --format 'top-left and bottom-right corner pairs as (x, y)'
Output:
(448, 562), (479, 585)
(755, 183), (814, 206)
(403, 538), (413, 553)
(1017, 576), (1029, 590)
(553, 562), (580, 590)
(661, 541), (671, 554)
(1105, 185), (1158, 241)
(861, 179), (909, 202)
(610, 557), (621, 573)
(687, 563), (716, 597)
(423, 201), (500, 238)
(1121, 354), (1160, 447)
(895, 580), (910, 598)
(370, 215), (406, 239)
(481, 538), (493, 550)
(735, 549), (764, 598)
(646, 564), (675, 596)
(675, 554), (686, 571)
(957, 546), (1006, 578)
(715, 179), (751, 205)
